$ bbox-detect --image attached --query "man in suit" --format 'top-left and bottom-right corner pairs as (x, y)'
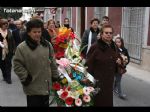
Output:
(63, 18), (74, 32)
(8, 18), (17, 31)
(12, 20), (26, 49)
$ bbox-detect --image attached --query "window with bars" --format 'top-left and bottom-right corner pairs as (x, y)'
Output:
(121, 7), (145, 64)
(94, 7), (106, 21)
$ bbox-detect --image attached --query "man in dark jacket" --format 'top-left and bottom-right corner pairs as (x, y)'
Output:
(8, 18), (17, 31)
(80, 18), (100, 59)
(12, 20), (26, 49)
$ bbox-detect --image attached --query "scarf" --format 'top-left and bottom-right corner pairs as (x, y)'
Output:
(0, 28), (9, 60)
(86, 28), (100, 55)
(86, 31), (92, 55)
(25, 32), (49, 50)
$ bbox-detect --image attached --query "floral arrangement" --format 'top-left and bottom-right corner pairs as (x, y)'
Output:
(53, 27), (75, 59)
(49, 38), (100, 107)
(120, 53), (128, 66)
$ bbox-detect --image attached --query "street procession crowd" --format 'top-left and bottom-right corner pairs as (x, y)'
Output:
(0, 14), (130, 107)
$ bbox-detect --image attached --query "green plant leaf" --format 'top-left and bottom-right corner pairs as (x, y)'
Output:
(79, 44), (88, 53)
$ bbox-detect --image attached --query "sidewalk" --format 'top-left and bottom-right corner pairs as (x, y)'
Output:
(126, 64), (150, 84)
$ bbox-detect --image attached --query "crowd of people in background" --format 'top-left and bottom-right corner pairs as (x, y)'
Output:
(0, 15), (130, 107)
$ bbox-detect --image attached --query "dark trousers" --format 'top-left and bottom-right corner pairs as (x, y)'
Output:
(0, 58), (12, 81)
(27, 95), (49, 107)
(114, 73), (122, 95)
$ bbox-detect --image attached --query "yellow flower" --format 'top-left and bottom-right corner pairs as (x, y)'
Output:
(58, 27), (72, 37)
(59, 43), (68, 48)
(78, 89), (83, 95)
(61, 78), (68, 84)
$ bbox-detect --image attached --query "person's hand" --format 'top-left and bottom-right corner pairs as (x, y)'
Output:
(116, 58), (121, 65)
(52, 29), (57, 36)
(51, 37), (56, 45)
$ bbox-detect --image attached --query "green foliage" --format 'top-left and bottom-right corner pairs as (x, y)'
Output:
(79, 44), (88, 53)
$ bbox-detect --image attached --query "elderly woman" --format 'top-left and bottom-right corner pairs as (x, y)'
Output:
(0, 19), (14, 84)
(13, 19), (59, 107)
(86, 24), (121, 106)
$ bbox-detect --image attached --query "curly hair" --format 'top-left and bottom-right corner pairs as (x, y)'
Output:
(26, 19), (43, 33)
(90, 18), (100, 24)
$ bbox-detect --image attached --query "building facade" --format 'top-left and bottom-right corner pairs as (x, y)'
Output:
(54, 7), (150, 72)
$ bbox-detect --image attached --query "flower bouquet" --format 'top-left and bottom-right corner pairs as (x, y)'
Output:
(53, 27), (75, 59)
(49, 38), (100, 107)
(120, 53), (128, 66)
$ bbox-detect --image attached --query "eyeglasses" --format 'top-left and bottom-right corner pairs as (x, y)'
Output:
(104, 32), (113, 34)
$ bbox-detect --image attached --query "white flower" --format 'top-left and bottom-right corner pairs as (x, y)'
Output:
(57, 89), (64, 96)
(87, 87), (94, 93)
(83, 95), (91, 103)
(68, 91), (80, 99)
(83, 87), (90, 95)
(56, 58), (70, 67)
(66, 104), (72, 107)
(75, 98), (82, 107)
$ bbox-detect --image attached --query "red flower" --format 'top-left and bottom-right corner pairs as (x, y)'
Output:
(69, 32), (75, 39)
(63, 86), (67, 91)
(55, 35), (68, 44)
(55, 51), (65, 59)
(69, 73), (73, 78)
(52, 82), (61, 91)
(60, 91), (68, 99)
(62, 86), (71, 91)
(67, 86), (71, 91)
(65, 97), (74, 105)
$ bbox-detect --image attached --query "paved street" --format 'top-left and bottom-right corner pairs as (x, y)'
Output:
(0, 70), (26, 106)
(113, 74), (150, 106)
(0, 65), (150, 107)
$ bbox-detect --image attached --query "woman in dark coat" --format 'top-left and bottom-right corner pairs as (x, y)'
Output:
(86, 24), (121, 106)
(0, 19), (15, 84)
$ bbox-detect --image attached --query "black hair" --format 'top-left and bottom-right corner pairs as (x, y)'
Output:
(64, 18), (69, 22)
(26, 19), (43, 33)
(90, 18), (100, 24)
(102, 16), (109, 21)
